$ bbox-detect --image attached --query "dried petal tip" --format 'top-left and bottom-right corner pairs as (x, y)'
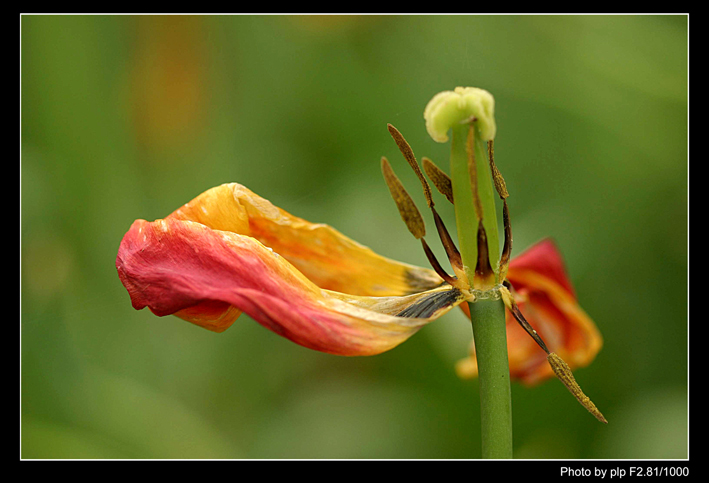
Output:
(423, 87), (496, 143)
(548, 352), (608, 424)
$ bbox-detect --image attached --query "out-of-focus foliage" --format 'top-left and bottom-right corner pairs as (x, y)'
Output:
(21, 14), (687, 459)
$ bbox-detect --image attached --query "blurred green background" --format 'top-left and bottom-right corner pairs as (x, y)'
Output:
(21, 14), (688, 459)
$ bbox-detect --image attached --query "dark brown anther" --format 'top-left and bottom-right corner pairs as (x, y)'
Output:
(422, 157), (454, 204)
(387, 124), (434, 208)
(473, 220), (495, 289)
(381, 157), (426, 239)
(487, 140), (509, 199)
(387, 124), (466, 285)
(498, 199), (512, 282)
(421, 238), (457, 286)
(501, 280), (549, 354)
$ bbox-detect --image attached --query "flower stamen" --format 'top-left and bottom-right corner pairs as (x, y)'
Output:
(498, 199), (512, 283)
(500, 281), (549, 354)
(422, 157), (454, 205)
(387, 124), (434, 208)
(421, 238), (457, 286)
(548, 353), (608, 424)
(474, 221), (496, 290)
(385, 124), (468, 286)
(381, 156), (459, 286)
(487, 140), (509, 200)
(381, 156), (426, 240)
(500, 280), (607, 423)
(432, 209), (464, 277)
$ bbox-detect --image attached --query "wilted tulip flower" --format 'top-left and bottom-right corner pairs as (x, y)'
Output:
(117, 87), (606, 458)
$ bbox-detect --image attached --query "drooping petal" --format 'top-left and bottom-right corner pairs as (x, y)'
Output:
(505, 238), (576, 298)
(456, 239), (602, 385)
(137, 182), (446, 336)
(167, 183), (443, 297)
(116, 216), (466, 356)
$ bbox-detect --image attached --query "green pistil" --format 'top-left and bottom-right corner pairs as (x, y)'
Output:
(451, 122), (512, 459)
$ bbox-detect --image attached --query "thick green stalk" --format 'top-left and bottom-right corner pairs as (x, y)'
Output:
(450, 122), (513, 459)
(468, 299), (512, 458)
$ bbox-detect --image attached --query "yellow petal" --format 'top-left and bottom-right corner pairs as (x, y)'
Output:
(168, 183), (443, 297)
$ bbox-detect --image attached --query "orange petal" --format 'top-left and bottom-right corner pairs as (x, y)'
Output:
(456, 239), (602, 385)
(116, 214), (465, 356)
(168, 183), (443, 297)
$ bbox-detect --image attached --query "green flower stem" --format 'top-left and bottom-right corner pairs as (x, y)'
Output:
(450, 122), (513, 459)
(468, 299), (512, 458)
